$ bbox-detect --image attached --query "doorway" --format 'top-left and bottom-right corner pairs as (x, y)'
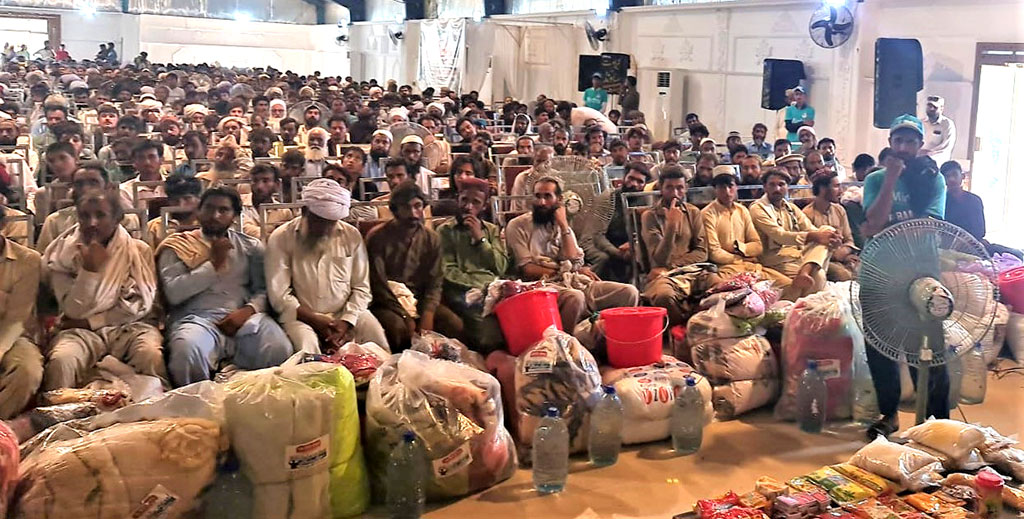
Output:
(0, 13), (58, 57)
(969, 43), (1024, 250)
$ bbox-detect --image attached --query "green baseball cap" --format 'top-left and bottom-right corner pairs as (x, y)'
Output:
(890, 114), (924, 137)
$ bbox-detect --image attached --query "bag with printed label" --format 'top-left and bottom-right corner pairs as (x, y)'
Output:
(513, 326), (603, 457)
(775, 289), (859, 421)
(224, 362), (369, 518)
(365, 350), (516, 501)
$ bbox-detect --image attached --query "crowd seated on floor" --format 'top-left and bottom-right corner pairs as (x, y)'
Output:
(0, 52), (1014, 442)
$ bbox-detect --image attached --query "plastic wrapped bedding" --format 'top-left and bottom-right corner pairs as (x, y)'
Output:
(514, 327), (602, 455)
(225, 363), (369, 519)
(686, 300), (758, 346)
(848, 436), (944, 491)
(12, 418), (224, 519)
(775, 290), (859, 421)
(600, 356), (714, 444)
(691, 335), (777, 384)
(365, 350), (516, 501)
(712, 379), (781, 420)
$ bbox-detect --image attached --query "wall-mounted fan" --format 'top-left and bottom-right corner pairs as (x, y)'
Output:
(388, 25), (405, 46)
(585, 21), (608, 52)
(336, 18), (350, 46)
(808, 3), (855, 49)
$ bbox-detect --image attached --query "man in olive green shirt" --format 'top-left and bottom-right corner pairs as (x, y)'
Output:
(438, 177), (508, 354)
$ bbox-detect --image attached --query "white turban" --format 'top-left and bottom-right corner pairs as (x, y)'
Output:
(138, 98), (163, 111)
(302, 178), (351, 221)
(388, 107), (409, 121)
(269, 99), (286, 111)
(184, 104), (209, 119)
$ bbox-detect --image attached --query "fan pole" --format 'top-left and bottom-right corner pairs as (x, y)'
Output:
(915, 336), (932, 425)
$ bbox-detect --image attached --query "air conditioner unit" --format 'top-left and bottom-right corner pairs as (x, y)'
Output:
(645, 69), (685, 141)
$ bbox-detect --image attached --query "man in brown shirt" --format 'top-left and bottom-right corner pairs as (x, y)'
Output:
(0, 205), (43, 418)
(803, 171), (858, 281)
(366, 181), (463, 350)
(641, 166), (709, 326)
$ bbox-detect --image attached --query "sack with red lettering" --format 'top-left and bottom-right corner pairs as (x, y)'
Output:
(365, 350), (516, 501)
(600, 356), (713, 444)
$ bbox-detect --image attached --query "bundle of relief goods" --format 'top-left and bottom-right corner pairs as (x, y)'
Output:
(848, 436), (945, 491)
(0, 422), (16, 518)
(775, 289), (861, 421)
(599, 355), (713, 444)
(687, 274), (782, 420)
(12, 418), (224, 519)
(225, 363), (369, 518)
(976, 426), (1024, 481)
(513, 327), (602, 455)
(900, 419), (987, 471)
(365, 350), (516, 501)
(5, 388), (130, 443)
(412, 331), (487, 372)
(301, 341), (390, 388)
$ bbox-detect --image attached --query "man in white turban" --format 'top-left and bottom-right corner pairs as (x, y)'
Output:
(265, 178), (389, 353)
(184, 104), (209, 126)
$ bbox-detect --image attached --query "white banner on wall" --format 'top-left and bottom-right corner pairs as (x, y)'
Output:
(418, 18), (465, 93)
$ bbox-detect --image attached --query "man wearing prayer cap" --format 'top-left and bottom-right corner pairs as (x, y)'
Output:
(399, 133), (438, 196)
(266, 178), (389, 353)
(366, 128), (392, 179)
(796, 125), (817, 154)
(158, 186), (293, 386)
(367, 181), (464, 350)
(921, 94), (956, 165)
(437, 177), (508, 353)
(775, 152), (807, 185)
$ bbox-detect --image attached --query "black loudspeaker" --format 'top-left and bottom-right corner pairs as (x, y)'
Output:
(405, 0), (426, 20)
(336, 0), (366, 22)
(611, 0), (643, 10)
(578, 55), (603, 92)
(761, 59), (805, 110)
(874, 38), (923, 128)
(484, 0), (508, 17)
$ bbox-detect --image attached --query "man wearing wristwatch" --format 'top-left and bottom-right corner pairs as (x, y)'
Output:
(505, 176), (639, 333)
(438, 177), (508, 354)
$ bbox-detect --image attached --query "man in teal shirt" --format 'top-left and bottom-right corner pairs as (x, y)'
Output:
(861, 113), (949, 441)
(784, 86), (815, 142)
(583, 73), (609, 112)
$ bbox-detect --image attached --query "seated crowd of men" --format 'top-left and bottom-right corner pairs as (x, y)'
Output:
(0, 57), (1010, 423)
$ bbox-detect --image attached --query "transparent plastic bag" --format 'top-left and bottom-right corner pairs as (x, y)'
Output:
(365, 350), (516, 501)
(12, 418), (225, 519)
(849, 436), (944, 491)
(225, 363), (369, 518)
(411, 331), (487, 372)
(687, 299), (756, 347)
(901, 419), (986, 465)
(775, 290), (857, 421)
(513, 326), (602, 455)
(981, 446), (1024, 481)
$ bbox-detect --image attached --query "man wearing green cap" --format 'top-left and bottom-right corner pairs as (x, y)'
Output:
(861, 113), (949, 440)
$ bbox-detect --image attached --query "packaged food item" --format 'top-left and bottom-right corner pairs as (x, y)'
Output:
(980, 446), (1024, 481)
(774, 490), (830, 519)
(901, 420), (986, 465)
(878, 495), (925, 519)
(697, 492), (742, 518)
(974, 470), (1004, 519)
(977, 426), (1017, 455)
(904, 493), (959, 515)
(833, 463), (900, 495)
(757, 476), (790, 500)
(740, 491), (771, 511)
(935, 486), (974, 507)
(1001, 485), (1024, 511)
(849, 436), (945, 491)
(817, 510), (858, 519)
(849, 499), (900, 519)
(789, 477), (826, 494)
(805, 467), (876, 504)
(934, 507), (973, 519)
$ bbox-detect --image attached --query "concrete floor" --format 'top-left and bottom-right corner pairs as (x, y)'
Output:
(397, 366), (1024, 519)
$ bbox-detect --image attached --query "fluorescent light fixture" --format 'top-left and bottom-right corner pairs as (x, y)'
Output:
(234, 10), (252, 22)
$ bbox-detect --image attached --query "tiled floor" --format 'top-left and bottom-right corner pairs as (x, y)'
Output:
(402, 366), (1024, 519)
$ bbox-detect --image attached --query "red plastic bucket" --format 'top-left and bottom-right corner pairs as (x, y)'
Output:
(602, 306), (668, 368)
(999, 266), (1024, 313)
(495, 289), (562, 356)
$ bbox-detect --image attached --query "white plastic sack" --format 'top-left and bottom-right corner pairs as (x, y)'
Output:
(600, 356), (713, 445)
(686, 299), (758, 347)
(901, 419), (986, 465)
(514, 327), (602, 454)
(365, 350), (516, 501)
(712, 379), (780, 420)
(849, 436), (944, 491)
(691, 335), (777, 384)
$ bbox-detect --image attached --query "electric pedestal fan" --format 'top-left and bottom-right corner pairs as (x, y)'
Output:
(853, 218), (999, 425)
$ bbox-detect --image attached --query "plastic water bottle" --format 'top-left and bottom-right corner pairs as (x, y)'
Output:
(532, 406), (569, 494)
(204, 455), (252, 519)
(947, 354), (963, 409)
(670, 376), (704, 454)
(589, 386), (624, 467)
(387, 431), (426, 518)
(960, 343), (987, 405)
(797, 360), (828, 433)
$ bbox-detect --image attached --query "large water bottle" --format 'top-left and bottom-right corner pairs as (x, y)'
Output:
(670, 376), (704, 454)
(797, 360), (828, 433)
(532, 406), (569, 494)
(203, 455), (252, 519)
(947, 353), (963, 409)
(960, 343), (987, 405)
(589, 386), (624, 467)
(387, 431), (426, 519)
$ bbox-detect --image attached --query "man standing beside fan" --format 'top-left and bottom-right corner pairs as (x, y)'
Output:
(861, 114), (950, 440)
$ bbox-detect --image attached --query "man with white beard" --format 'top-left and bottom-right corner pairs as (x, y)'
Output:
(304, 127), (330, 177)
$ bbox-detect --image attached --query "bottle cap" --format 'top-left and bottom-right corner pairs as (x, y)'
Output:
(402, 430), (416, 443)
(603, 385), (616, 395)
(976, 470), (1004, 489)
(807, 359), (818, 370)
(546, 406), (560, 418)
(685, 376), (696, 387)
